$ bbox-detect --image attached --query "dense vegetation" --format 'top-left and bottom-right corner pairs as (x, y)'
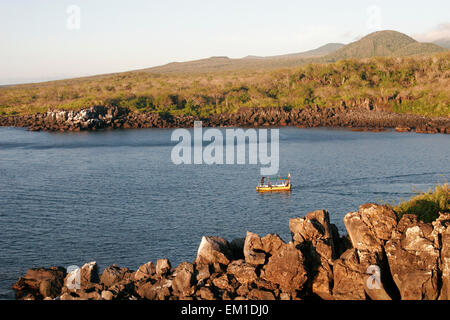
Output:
(0, 52), (449, 118)
(394, 183), (449, 223)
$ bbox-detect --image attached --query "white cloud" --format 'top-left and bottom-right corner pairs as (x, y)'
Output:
(414, 23), (450, 42)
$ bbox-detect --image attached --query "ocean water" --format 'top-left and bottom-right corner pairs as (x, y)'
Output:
(0, 126), (449, 299)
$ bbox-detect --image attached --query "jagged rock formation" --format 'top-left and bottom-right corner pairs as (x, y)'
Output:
(12, 204), (450, 300)
(0, 105), (449, 134)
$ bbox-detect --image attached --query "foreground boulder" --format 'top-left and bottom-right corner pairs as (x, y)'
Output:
(333, 205), (401, 299)
(172, 262), (195, 298)
(156, 259), (172, 276)
(226, 260), (257, 285)
(12, 267), (66, 299)
(196, 236), (233, 266)
(289, 209), (339, 299)
(332, 249), (367, 300)
(344, 204), (398, 262)
(332, 248), (393, 300)
(134, 262), (156, 281)
(385, 214), (440, 300)
(243, 231), (267, 266)
(135, 276), (172, 300)
(100, 265), (133, 288)
(261, 242), (308, 296)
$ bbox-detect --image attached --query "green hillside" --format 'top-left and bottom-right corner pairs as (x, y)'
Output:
(325, 30), (446, 61)
(393, 42), (447, 56)
(1, 52), (449, 118)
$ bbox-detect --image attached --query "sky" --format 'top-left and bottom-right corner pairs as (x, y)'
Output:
(0, 0), (449, 85)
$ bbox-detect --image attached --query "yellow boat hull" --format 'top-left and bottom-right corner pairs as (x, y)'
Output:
(256, 184), (292, 192)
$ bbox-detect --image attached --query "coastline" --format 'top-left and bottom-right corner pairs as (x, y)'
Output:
(0, 105), (449, 134)
(12, 204), (450, 300)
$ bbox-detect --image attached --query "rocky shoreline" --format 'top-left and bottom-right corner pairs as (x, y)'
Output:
(0, 104), (449, 134)
(12, 204), (450, 300)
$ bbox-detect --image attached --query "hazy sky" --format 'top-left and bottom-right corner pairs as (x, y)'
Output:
(1, 0), (449, 84)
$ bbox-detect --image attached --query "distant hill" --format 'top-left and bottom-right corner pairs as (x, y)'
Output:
(143, 43), (344, 74)
(266, 43), (345, 59)
(433, 38), (450, 49)
(241, 43), (344, 60)
(325, 30), (447, 61)
(146, 56), (247, 74)
(392, 42), (447, 56)
(145, 31), (447, 74)
(147, 56), (236, 74)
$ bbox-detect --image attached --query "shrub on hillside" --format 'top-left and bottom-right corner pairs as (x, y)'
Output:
(394, 183), (449, 223)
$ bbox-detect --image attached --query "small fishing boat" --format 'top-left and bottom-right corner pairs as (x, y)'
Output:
(256, 173), (292, 192)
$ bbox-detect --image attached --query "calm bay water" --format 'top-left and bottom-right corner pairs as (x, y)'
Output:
(0, 126), (449, 299)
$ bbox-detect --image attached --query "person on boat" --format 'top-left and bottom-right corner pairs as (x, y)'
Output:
(260, 177), (265, 186)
